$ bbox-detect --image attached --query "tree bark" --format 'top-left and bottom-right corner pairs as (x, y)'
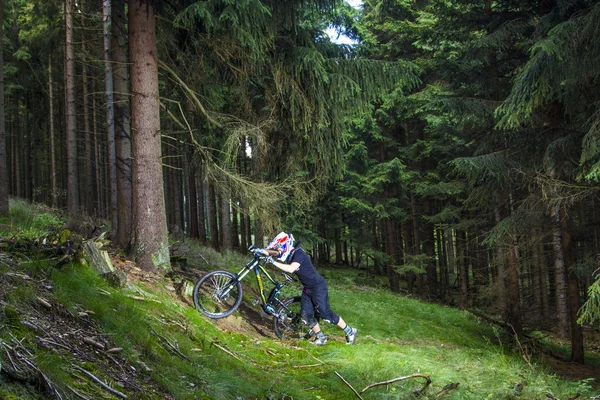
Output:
(423, 199), (437, 297)
(220, 190), (232, 252)
(81, 0), (95, 216)
(129, 0), (170, 272)
(561, 213), (584, 363)
(552, 205), (569, 338)
(104, 0), (118, 234)
(208, 181), (219, 250)
(0, 0), (9, 221)
(48, 54), (57, 209)
(112, 0), (132, 248)
(457, 230), (468, 308)
(65, 0), (79, 216)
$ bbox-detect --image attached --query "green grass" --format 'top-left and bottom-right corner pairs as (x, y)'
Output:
(1, 202), (599, 399)
(5, 199), (65, 238)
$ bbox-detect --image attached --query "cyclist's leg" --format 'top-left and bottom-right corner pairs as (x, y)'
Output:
(312, 284), (340, 326)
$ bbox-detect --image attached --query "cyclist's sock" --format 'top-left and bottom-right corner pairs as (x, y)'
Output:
(343, 324), (353, 335)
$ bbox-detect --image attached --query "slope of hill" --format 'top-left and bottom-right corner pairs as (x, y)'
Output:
(1, 203), (600, 399)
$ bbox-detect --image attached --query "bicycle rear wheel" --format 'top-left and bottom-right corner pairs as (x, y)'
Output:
(193, 271), (242, 319)
(273, 297), (309, 340)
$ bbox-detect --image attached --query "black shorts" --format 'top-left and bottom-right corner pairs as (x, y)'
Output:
(300, 282), (340, 325)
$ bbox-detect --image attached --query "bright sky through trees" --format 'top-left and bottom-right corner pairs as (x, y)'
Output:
(325, 0), (362, 44)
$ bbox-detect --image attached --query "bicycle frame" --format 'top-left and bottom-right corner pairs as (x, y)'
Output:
(222, 255), (291, 314)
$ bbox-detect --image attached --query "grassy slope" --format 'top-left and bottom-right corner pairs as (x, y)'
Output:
(1, 202), (599, 399)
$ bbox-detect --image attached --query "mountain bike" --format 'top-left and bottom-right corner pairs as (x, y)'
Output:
(193, 246), (309, 340)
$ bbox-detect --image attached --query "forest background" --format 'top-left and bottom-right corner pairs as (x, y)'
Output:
(1, 0), (600, 371)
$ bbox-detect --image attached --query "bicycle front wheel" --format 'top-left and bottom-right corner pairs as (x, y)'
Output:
(273, 297), (309, 340)
(193, 271), (242, 319)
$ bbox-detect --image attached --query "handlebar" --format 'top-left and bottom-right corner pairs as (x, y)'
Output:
(248, 245), (297, 283)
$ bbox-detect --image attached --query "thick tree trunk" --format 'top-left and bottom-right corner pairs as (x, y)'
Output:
(0, 0), (8, 222)
(65, 0), (79, 216)
(129, 0), (170, 272)
(104, 0), (118, 234)
(112, 0), (132, 248)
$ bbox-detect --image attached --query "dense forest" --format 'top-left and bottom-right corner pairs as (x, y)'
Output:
(1, 0), (600, 368)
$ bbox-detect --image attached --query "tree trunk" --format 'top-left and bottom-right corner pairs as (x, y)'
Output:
(423, 199), (437, 297)
(457, 230), (468, 309)
(48, 54), (57, 209)
(104, 0), (118, 234)
(208, 181), (219, 250)
(93, 92), (104, 218)
(0, 0), (8, 222)
(494, 206), (507, 316)
(220, 190), (232, 252)
(506, 242), (522, 335)
(196, 171), (207, 244)
(187, 148), (199, 238)
(112, 0), (132, 248)
(65, 0), (79, 216)
(81, 1), (95, 216)
(561, 213), (584, 363)
(335, 228), (343, 264)
(129, 0), (170, 272)
(551, 205), (569, 338)
(386, 219), (400, 292)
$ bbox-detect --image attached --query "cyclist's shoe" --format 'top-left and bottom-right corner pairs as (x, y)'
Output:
(312, 336), (327, 346)
(302, 330), (315, 340)
(345, 328), (358, 345)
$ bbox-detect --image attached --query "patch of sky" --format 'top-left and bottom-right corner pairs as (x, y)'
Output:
(325, 0), (363, 45)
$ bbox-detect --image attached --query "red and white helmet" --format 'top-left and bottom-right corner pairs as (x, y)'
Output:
(266, 232), (295, 262)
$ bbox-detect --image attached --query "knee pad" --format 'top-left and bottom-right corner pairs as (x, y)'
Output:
(301, 312), (317, 329)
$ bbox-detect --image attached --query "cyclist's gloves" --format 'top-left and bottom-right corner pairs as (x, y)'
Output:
(265, 256), (276, 265)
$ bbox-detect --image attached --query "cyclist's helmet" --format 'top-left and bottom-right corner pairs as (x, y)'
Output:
(266, 232), (295, 262)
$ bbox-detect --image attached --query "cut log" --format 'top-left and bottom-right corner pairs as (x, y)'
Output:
(83, 241), (114, 275)
(83, 240), (127, 287)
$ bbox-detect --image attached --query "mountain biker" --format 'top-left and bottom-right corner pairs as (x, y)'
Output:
(260, 232), (357, 346)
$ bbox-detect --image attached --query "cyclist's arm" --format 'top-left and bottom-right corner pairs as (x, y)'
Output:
(262, 249), (299, 274)
(272, 260), (299, 274)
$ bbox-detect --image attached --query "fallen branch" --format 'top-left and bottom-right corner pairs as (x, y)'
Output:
(360, 373), (432, 395)
(335, 371), (364, 400)
(71, 364), (127, 399)
(151, 329), (190, 361)
(211, 341), (243, 362)
(435, 382), (460, 398)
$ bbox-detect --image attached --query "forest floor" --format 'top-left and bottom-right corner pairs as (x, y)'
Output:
(2, 221), (600, 398)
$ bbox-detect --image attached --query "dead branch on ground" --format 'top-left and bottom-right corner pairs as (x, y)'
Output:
(360, 373), (432, 395)
(71, 364), (127, 399)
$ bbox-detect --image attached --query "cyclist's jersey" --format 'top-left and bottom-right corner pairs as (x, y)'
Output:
(290, 247), (326, 289)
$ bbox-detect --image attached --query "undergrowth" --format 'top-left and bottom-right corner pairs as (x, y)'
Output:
(1, 200), (599, 399)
